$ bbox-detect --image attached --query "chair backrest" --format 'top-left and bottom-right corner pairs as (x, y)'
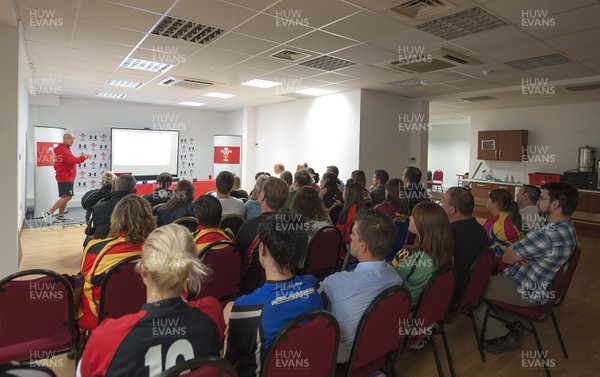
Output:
(411, 264), (456, 332)
(303, 226), (343, 280)
(194, 241), (242, 302)
(433, 170), (444, 181)
(97, 256), (146, 323)
(220, 215), (245, 236)
(261, 310), (339, 377)
(0, 362), (58, 376)
(174, 216), (200, 232)
(152, 203), (166, 215)
(427, 170), (433, 181)
(551, 246), (581, 307)
(345, 286), (411, 375)
(328, 204), (344, 225)
(0, 270), (77, 363)
(454, 249), (495, 317)
(159, 355), (238, 377)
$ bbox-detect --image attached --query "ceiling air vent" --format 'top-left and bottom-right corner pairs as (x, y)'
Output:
(505, 53), (572, 70)
(151, 16), (224, 45)
(390, 0), (456, 20)
(379, 48), (481, 74)
(461, 96), (497, 102)
(565, 83), (600, 92)
(158, 76), (213, 89)
(389, 78), (437, 87)
(417, 7), (507, 40)
(270, 49), (311, 62)
(300, 55), (356, 71)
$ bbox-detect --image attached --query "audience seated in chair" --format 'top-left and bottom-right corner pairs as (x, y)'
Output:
(283, 169), (313, 210)
(319, 172), (343, 209)
(85, 174), (137, 241)
(516, 184), (545, 232)
(351, 169), (370, 199)
(216, 171), (245, 218)
(81, 171), (116, 223)
(224, 213), (324, 377)
(484, 189), (524, 271)
(236, 177), (289, 294)
(392, 201), (454, 308)
(326, 165), (345, 191)
(156, 180), (196, 226)
(142, 172), (173, 207)
(374, 178), (409, 219)
(230, 173), (249, 200)
(402, 167), (430, 211)
(245, 175), (269, 220)
(442, 187), (490, 306)
(369, 169), (389, 205)
(473, 182), (580, 354)
(77, 195), (156, 330)
(192, 195), (233, 253)
(336, 181), (364, 246)
(321, 209), (400, 363)
(77, 224), (225, 377)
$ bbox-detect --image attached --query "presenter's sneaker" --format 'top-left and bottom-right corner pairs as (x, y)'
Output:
(55, 215), (74, 223)
(43, 211), (54, 225)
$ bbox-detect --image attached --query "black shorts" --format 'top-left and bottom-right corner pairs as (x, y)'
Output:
(58, 181), (74, 197)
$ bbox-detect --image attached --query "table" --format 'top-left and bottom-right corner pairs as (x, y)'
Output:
(136, 179), (216, 199)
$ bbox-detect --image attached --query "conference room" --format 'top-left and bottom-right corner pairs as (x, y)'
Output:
(1, 0), (599, 376)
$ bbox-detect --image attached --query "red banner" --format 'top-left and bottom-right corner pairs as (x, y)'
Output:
(214, 146), (240, 164)
(36, 141), (59, 166)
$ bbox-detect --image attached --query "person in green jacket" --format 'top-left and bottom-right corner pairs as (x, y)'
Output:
(392, 201), (454, 307)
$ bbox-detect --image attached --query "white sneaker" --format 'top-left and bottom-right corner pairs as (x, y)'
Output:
(43, 211), (54, 225)
(55, 215), (74, 223)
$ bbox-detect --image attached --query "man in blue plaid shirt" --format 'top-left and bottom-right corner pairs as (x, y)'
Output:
(474, 182), (579, 354)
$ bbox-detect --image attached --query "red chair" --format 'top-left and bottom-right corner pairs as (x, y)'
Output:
(302, 226), (343, 280)
(221, 215), (245, 236)
(0, 270), (79, 363)
(192, 241), (242, 304)
(97, 256), (146, 324)
(400, 264), (456, 377)
(481, 247), (581, 377)
(337, 286), (411, 377)
(261, 310), (339, 377)
(427, 170), (444, 192)
(173, 216), (200, 232)
(445, 249), (495, 369)
(159, 355), (238, 377)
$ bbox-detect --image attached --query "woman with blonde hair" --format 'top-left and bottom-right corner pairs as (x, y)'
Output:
(392, 201), (454, 307)
(77, 195), (156, 330)
(78, 224), (225, 377)
(156, 179), (196, 226)
(81, 171), (117, 222)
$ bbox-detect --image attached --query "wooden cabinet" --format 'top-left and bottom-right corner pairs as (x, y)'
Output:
(579, 191), (600, 214)
(477, 130), (528, 161)
(493, 183), (516, 196)
(471, 182), (492, 200)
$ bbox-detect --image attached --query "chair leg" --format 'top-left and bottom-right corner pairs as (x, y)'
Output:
(440, 325), (455, 377)
(529, 320), (552, 377)
(430, 336), (445, 377)
(479, 305), (493, 358)
(467, 310), (486, 362)
(550, 310), (568, 359)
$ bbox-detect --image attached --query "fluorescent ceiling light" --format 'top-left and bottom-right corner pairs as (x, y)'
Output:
(178, 101), (205, 107)
(295, 88), (334, 96)
(202, 92), (236, 99)
(105, 79), (145, 88)
(120, 58), (173, 73)
(241, 79), (282, 88)
(95, 92), (127, 99)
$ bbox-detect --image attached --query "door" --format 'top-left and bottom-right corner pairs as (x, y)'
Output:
(499, 130), (527, 161)
(477, 131), (498, 160)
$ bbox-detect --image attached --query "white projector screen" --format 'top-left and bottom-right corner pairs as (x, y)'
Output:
(111, 128), (179, 178)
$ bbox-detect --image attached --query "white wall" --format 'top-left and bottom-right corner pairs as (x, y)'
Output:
(428, 123), (470, 188)
(468, 102), (600, 184)
(30, 98), (241, 204)
(255, 90), (361, 182)
(359, 90), (429, 182)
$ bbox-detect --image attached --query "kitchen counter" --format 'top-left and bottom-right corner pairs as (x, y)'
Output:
(463, 178), (522, 186)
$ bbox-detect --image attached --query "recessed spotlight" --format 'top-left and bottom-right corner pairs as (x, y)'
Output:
(202, 92), (236, 99)
(178, 101), (205, 107)
(105, 79), (145, 88)
(120, 58), (173, 73)
(241, 79), (282, 88)
(95, 92), (127, 99)
(295, 88), (334, 96)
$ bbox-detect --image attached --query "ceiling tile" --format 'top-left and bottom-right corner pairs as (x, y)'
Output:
(18, 0), (79, 17)
(79, 0), (161, 33)
(170, 0), (258, 30)
(210, 32), (279, 55)
(368, 27), (446, 54)
(331, 43), (399, 65)
(74, 19), (145, 46)
(107, 0), (175, 14)
(235, 13), (313, 44)
(323, 10), (408, 42)
(264, 0), (361, 28)
(287, 30), (357, 54)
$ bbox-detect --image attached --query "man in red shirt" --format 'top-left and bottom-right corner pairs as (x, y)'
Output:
(44, 133), (94, 224)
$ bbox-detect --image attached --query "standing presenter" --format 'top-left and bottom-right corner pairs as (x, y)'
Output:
(44, 133), (94, 224)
